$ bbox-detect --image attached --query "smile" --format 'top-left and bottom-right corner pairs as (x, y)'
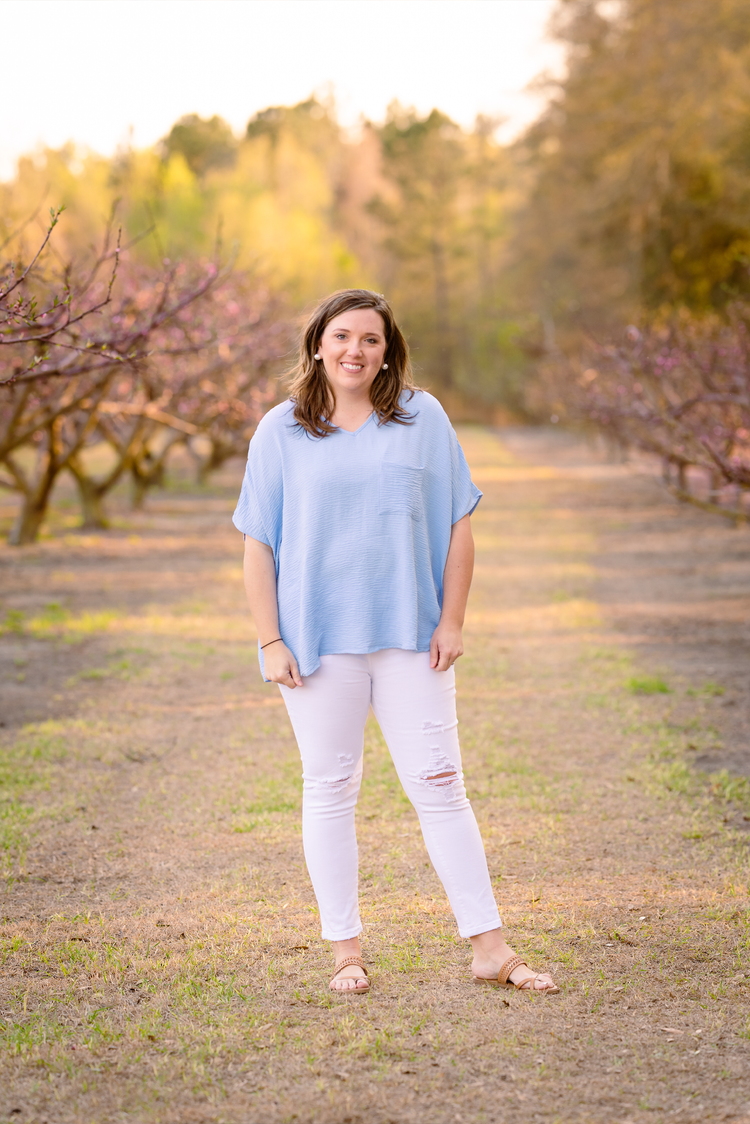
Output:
(341, 363), (364, 371)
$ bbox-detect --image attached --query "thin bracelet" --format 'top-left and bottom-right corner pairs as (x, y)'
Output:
(260, 637), (283, 650)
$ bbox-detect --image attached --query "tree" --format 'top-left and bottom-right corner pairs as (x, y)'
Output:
(369, 107), (466, 388)
(370, 106), (518, 410)
(536, 307), (750, 521)
(511, 0), (750, 342)
(162, 114), (238, 178)
(0, 212), (285, 543)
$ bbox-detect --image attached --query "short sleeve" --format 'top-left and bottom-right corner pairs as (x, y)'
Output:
(232, 415), (283, 552)
(449, 425), (482, 524)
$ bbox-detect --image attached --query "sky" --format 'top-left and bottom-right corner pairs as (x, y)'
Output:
(2, 0), (563, 179)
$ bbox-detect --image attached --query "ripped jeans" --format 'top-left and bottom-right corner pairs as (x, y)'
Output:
(279, 649), (502, 941)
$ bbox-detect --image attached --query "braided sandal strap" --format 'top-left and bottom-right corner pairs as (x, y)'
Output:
(497, 954), (527, 986)
(331, 955), (368, 980)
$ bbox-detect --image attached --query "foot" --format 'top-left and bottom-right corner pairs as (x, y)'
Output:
(330, 937), (369, 992)
(470, 930), (558, 992)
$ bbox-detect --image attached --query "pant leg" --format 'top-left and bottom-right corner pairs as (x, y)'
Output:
(369, 648), (502, 939)
(279, 654), (371, 941)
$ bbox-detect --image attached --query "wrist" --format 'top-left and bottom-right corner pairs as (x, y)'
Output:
(260, 636), (283, 650)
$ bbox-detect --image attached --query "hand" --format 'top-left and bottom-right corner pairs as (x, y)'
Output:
(263, 642), (303, 688)
(429, 621), (464, 671)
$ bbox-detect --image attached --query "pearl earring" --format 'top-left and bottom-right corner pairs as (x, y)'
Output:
(382, 363), (388, 370)
(314, 353), (321, 360)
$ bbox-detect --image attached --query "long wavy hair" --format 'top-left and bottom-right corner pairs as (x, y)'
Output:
(287, 289), (416, 437)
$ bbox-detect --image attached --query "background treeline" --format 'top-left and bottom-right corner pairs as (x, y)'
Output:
(1, 100), (521, 416)
(2, 0), (750, 542)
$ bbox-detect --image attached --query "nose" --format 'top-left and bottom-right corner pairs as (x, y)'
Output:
(346, 340), (363, 356)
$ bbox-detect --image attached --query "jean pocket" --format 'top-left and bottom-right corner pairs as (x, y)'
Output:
(378, 462), (425, 519)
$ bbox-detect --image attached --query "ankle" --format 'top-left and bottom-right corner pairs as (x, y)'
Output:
(469, 928), (509, 962)
(331, 936), (361, 962)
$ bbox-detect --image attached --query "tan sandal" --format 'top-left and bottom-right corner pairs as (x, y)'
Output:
(473, 953), (560, 994)
(329, 955), (370, 994)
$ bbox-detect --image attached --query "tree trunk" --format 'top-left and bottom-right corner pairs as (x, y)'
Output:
(8, 462), (59, 545)
(130, 462), (162, 510)
(7, 423), (65, 546)
(197, 439), (232, 484)
(431, 235), (453, 388)
(130, 436), (182, 509)
(75, 477), (110, 530)
(67, 454), (111, 530)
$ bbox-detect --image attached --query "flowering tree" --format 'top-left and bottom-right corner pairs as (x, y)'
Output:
(1, 212), (286, 542)
(547, 308), (750, 522)
(62, 270), (285, 521)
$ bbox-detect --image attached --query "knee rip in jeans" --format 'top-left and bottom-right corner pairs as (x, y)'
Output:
(304, 753), (358, 794)
(421, 718), (458, 737)
(417, 747), (463, 801)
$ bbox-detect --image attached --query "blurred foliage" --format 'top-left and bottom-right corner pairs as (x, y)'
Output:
(162, 114), (238, 178)
(2, 0), (750, 420)
(513, 0), (750, 341)
(0, 98), (522, 418)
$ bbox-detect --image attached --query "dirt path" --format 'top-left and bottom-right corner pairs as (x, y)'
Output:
(1, 428), (749, 1124)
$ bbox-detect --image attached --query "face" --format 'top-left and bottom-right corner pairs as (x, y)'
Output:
(317, 308), (387, 400)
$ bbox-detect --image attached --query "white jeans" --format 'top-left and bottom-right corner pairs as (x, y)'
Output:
(279, 649), (502, 941)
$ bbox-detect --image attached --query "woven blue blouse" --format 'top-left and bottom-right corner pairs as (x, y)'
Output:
(232, 390), (482, 679)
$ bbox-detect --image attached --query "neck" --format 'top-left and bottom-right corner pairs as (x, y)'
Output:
(330, 389), (373, 433)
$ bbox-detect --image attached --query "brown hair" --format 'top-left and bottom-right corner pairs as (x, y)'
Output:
(287, 289), (416, 437)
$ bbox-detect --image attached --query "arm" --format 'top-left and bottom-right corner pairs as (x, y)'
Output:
(430, 513), (474, 671)
(243, 536), (303, 688)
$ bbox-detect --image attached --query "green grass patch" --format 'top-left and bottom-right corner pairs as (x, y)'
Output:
(2, 602), (121, 643)
(709, 769), (750, 811)
(1, 608), (26, 635)
(687, 681), (725, 698)
(229, 766), (301, 833)
(627, 675), (670, 695)
(0, 722), (68, 879)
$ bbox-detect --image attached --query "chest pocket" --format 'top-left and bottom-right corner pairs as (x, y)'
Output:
(378, 462), (425, 520)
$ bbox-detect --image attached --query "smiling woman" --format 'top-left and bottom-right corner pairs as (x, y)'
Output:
(288, 290), (414, 437)
(233, 288), (560, 996)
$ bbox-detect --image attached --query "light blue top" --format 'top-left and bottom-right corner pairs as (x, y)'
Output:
(232, 390), (482, 679)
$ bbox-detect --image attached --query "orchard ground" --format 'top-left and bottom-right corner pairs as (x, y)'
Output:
(1, 426), (749, 1124)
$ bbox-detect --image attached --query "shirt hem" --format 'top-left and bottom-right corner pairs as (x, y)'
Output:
(263, 641), (434, 682)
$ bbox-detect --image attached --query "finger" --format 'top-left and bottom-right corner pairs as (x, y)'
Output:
(289, 658), (303, 687)
(429, 636), (439, 669)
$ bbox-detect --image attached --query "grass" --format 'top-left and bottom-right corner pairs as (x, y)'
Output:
(1, 432), (749, 1122)
(687, 681), (726, 698)
(1, 602), (121, 643)
(627, 675), (671, 695)
(0, 722), (72, 881)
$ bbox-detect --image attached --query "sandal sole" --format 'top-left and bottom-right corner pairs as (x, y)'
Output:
(472, 977), (560, 994)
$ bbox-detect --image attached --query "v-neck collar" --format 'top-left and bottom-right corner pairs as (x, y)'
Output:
(334, 412), (375, 436)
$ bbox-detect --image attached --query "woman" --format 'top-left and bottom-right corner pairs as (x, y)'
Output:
(233, 289), (559, 996)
